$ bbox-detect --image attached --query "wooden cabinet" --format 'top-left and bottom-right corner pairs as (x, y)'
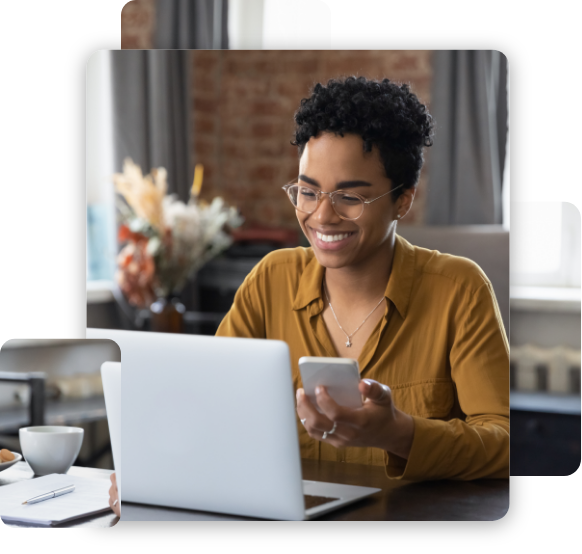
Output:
(510, 392), (581, 476)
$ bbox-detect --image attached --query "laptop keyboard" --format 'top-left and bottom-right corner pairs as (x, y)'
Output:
(304, 494), (341, 510)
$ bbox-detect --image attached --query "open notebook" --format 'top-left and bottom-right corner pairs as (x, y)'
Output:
(0, 473), (111, 526)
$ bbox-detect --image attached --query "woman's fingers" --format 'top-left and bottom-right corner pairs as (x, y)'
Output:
(296, 388), (318, 420)
(297, 387), (360, 443)
(297, 388), (336, 438)
(360, 379), (392, 405)
(109, 472), (120, 516)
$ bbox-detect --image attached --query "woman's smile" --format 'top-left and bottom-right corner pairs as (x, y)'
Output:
(310, 227), (357, 250)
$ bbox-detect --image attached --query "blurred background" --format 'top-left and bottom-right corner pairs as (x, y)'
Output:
(0, 340), (120, 470)
(510, 203), (580, 475)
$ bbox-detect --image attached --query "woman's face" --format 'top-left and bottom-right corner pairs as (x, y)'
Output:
(296, 132), (410, 270)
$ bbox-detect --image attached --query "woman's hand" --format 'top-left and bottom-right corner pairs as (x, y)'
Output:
(296, 379), (415, 459)
(109, 473), (120, 517)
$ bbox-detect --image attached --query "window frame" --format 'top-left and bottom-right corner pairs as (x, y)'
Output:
(510, 202), (581, 289)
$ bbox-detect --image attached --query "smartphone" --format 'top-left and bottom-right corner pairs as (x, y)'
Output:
(298, 356), (362, 413)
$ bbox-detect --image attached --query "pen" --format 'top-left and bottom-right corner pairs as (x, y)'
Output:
(22, 484), (75, 505)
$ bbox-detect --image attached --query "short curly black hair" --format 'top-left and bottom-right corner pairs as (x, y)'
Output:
(292, 76), (434, 198)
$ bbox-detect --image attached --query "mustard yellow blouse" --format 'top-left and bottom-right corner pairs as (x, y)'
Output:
(216, 234), (509, 480)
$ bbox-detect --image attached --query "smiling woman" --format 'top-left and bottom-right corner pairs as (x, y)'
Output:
(216, 76), (509, 481)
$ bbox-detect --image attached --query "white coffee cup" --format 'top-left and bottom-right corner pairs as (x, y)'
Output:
(19, 426), (84, 476)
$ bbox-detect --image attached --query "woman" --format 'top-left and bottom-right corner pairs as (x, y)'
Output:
(216, 76), (509, 480)
(107, 76), (508, 511)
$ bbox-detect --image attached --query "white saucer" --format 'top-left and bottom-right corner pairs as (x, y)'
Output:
(0, 452), (22, 472)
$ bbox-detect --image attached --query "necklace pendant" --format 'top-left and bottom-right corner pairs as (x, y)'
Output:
(345, 339), (352, 347)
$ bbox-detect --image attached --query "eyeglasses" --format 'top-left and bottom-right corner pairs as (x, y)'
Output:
(282, 182), (403, 221)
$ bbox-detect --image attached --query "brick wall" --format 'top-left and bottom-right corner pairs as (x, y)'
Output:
(120, 6), (435, 230)
(121, 0), (155, 49)
(191, 50), (433, 231)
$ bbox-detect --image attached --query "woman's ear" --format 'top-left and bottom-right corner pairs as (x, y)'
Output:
(398, 185), (417, 213)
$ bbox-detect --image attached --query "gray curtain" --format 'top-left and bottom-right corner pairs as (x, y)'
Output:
(110, 50), (192, 202)
(155, 0), (229, 49)
(427, 51), (508, 225)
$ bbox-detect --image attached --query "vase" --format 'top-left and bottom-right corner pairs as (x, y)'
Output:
(149, 297), (186, 333)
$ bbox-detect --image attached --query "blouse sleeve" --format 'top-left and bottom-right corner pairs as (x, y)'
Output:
(386, 279), (510, 480)
(215, 272), (267, 339)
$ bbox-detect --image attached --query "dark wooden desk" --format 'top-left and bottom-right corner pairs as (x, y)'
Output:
(122, 459), (508, 521)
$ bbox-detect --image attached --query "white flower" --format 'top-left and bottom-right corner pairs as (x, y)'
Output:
(162, 195), (202, 245)
(227, 206), (245, 228)
(146, 236), (162, 256)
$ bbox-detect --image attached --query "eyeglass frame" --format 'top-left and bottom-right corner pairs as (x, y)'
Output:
(281, 182), (404, 221)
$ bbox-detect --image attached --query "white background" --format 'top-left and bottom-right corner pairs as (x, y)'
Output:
(321, 0), (582, 35)
(229, 0), (582, 50)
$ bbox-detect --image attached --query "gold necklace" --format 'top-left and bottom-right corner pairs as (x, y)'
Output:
(323, 281), (385, 348)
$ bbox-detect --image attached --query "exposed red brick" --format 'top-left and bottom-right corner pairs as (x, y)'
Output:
(251, 123), (277, 139)
(193, 52), (220, 71)
(255, 138), (288, 158)
(249, 100), (281, 116)
(195, 116), (215, 135)
(121, 0), (155, 49)
(195, 138), (215, 158)
(121, 31), (433, 226)
(249, 165), (277, 181)
(195, 98), (218, 112)
(120, 36), (142, 50)
(392, 54), (419, 72)
(283, 59), (320, 74)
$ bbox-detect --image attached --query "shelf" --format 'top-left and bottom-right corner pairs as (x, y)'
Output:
(510, 391), (581, 415)
(510, 286), (581, 313)
(0, 396), (107, 433)
(87, 280), (115, 304)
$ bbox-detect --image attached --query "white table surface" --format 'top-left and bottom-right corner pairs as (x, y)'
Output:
(0, 461), (118, 528)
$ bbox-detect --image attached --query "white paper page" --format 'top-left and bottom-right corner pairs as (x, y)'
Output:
(0, 473), (111, 526)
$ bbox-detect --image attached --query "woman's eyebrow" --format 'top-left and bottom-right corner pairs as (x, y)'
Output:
(298, 174), (372, 189)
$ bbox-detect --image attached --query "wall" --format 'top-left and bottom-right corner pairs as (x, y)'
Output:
(191, 50), (433, 231)
(511, 309), (581, 350)
(119, 5), (435, 230)
(121, 0), (155, 49)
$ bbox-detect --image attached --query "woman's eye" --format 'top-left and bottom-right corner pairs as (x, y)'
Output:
(340, 194), (360, 203)
(300, 189), (317, 198)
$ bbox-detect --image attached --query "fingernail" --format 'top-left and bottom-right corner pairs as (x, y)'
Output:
(363, 379), (373, 386)
(315, 386), (322, 395)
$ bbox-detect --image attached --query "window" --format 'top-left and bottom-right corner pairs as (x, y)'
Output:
(86, 50), (116, 283)
(511, 202), (581, 289)
(262, 0), (330, 49)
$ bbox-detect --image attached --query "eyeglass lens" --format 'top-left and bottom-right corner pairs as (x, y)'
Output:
(286, 185), (364, 220)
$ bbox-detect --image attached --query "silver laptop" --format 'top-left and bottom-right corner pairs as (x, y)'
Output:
(91, 328), (380, 521)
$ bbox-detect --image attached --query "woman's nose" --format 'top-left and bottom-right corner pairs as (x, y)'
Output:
(312, 193), (341, 223)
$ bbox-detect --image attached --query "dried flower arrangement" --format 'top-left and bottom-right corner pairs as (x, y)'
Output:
(113, 158), (243, 308)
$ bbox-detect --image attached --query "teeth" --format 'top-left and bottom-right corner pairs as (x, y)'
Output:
(316, 231), (352, 242)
